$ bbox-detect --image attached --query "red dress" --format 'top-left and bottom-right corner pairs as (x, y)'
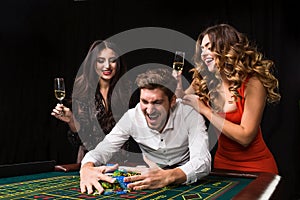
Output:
(213, 78), (278, 174)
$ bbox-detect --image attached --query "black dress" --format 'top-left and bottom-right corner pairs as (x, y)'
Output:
(67, 84), (141, 163)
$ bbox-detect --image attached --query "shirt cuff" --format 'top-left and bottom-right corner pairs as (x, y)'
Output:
(177, 158), (211, 184)
(81, 152), (99, 167)
(178, 165), (198, 184)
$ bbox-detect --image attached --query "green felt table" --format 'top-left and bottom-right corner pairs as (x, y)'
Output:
(0, 163), (281, 200)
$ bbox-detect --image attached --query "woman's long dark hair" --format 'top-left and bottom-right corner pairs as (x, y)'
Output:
(72, 40), (130, 134)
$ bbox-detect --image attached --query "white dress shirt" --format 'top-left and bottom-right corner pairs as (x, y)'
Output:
(81, 99), (211, 184)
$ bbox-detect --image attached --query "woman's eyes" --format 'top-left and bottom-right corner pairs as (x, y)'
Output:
(96, 59), (103, 63)
(201, 47), (211, 51)
(109, 59), (117, 63)
(96, 58), (117, 64)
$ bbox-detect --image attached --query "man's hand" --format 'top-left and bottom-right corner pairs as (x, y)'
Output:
(124, 168), (169, 190)
(124, 167), (185, 190)
(79, 163), (118, 194)
(123, 156), (186, 190)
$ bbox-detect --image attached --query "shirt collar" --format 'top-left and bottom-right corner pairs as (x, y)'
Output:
(162, 102), (178, 132)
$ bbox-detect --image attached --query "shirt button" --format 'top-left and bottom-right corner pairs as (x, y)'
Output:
(161, 139), (163, 141)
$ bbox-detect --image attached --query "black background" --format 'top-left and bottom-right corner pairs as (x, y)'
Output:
(0, 0), (299, 199)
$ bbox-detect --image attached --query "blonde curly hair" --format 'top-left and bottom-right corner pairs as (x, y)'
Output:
(191, 24), (280, 111)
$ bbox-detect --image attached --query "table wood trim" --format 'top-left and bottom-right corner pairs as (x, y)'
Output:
(210, 169), (282, 200)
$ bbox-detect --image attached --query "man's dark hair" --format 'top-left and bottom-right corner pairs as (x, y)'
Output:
(135, 67), (177, 101)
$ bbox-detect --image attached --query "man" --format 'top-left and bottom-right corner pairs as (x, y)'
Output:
(80, 67), (211, 194)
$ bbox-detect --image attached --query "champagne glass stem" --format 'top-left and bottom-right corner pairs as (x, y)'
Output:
(59, 99), (64, 116)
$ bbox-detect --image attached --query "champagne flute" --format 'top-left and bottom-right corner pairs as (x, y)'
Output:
(172, 51), (185, 72)
(54, 78), (66, 115)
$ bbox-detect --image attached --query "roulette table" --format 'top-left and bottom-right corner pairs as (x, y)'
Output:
(0, 161), (282, 199)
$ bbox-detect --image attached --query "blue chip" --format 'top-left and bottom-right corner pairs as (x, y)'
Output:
(115, 176), (128, 189)
(103, 191), (114, 195)
(116, 190), (127, 195)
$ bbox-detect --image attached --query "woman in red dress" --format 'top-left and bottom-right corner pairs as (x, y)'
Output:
(176, 24), (281, 174)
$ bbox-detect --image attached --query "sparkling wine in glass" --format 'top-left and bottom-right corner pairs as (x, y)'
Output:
(173, 51), (185, 72)
(54, 78), (65, 104)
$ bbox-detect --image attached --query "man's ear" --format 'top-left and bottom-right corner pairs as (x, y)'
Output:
(170, 95), (176, 108)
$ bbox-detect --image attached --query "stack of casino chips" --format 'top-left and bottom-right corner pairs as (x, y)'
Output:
(95, 169), (140, 195)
